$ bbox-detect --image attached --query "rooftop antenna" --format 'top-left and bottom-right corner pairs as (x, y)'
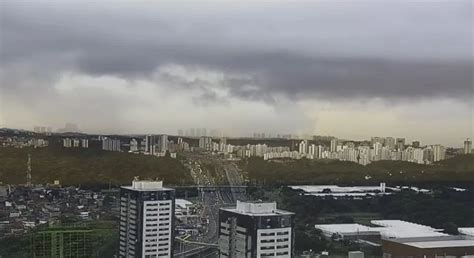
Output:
(26, 154), (32, 187)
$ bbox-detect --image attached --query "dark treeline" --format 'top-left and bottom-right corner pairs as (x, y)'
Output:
(0, 147), (193, 186)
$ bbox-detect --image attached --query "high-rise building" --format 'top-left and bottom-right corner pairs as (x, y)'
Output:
(371, 137), (385, 145)
(102, 138), (121, 152)
(130, 139), (138, 152)
(63, 138), (72, 148)
(119, 180), (175, 258)
(145, 135), (156, 155)
(298, 140), (308, 155)
(330, 138), (338, 153)
(218, 201), (294, 258)
(158, 134), (168, 153)
(433, 144), (446, 162)
(464, 138), (472, 154)
(412, 141), (420, 148)
(396, 138), (405, 151)
(199, 136), (213, 150)
(373, 142), (383, 160)
(385, 137), (396, 150)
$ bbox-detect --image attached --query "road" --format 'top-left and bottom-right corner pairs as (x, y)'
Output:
(177, 152), (247, 257)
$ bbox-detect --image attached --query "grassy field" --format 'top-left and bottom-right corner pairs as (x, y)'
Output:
(0, 146), (193, 187)
(243, 154), (474, 185)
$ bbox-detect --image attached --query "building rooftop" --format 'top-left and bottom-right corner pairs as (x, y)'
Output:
(221, 200), (294, 216)
(386, 236), (474, 249)
(315, 224), (380, 234)
(121, 180), (173, 191)
(315, 220), (450, 240)
(371, 220), (447, 238)
(459, 228), (474, 237)
(175, 199), (193, 209)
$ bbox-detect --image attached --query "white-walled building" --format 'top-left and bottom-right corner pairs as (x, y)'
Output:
(219, 201), (294, 258)
(119, 180), (175, 258)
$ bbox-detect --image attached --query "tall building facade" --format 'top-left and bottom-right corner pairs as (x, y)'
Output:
(396, 138), (405, 151)
(298, 140), (308, 155)
(199, 136), (213, 150)
(119, 180), (175, 258)
(218, 201), (295, 258)
(158, 134), (168, 153)
(102, 138), (121, 152)
(330, 138), (338, 153)
(464, 138), (472, 154)
(432, 144), (446, 162)
(145, 135), (156, 155)
(385, 137), (396, 150)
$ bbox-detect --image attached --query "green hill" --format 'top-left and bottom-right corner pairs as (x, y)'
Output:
(0, 147), (192, 187)
(243, 154), (474, 185)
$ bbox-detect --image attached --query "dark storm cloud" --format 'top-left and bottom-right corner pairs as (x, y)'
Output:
(1, 0), (472, 102)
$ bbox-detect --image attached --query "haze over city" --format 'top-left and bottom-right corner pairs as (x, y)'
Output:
(1, 0), (473, 146)
(1, 1), (474, 257)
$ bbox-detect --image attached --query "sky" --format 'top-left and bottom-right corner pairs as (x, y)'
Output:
(0, 0), (472, 147)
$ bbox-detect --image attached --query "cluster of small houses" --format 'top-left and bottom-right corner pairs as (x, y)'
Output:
(0, 184), (201, 239)
(0, 184), (117, 238)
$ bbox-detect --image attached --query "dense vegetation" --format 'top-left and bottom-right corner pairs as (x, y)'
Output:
(243, 154), (474, 185)
(0, 221), (118, 258)
(0, 146), (192, 187)
(249, 186), (474, 255)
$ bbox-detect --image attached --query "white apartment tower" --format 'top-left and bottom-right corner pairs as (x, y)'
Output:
(145, 135), (156, 155)
(330, 138), (338, 153)
(158, 135), (168, 153)
(219, 201), (294, 258)
(464, 138), (472, 154)
(298, 140), (308, 155)
(119, 180), (175, 258)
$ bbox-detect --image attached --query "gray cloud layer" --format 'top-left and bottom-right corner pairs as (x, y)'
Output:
(1, 0), (472, 103)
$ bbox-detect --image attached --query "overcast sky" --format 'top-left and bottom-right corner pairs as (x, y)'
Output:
(0, 0), (472, 146)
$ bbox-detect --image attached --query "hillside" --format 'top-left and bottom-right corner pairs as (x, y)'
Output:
(0, 147), (192, 187)
(243, 154), (474, 185)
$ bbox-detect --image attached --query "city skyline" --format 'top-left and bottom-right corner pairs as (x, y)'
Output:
(1, 0), (472, 148)
(2, 124), (472, 148)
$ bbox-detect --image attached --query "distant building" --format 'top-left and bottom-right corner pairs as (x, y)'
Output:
(158, 134), (168, 153)
(63, 138), (88, 148)
(218, 201), (294, 257)
(432, 145), (446, 162)
(102, 138), (121, 152)
(145, 135), (156, 155)
(464, 138), (472, 154)
(32, 226), (93, 258)
(199, 136), (213, 151)
(119, 180), (175, 258)
(381, 236), (474, 258)
(412, 141), (420, 148)
(63, 138), (72, 148)
(396, 138), (405, 151)
(129, 139), (138, 152)
(330, 138), (338, 153)
(298, 140), (308, 155)
(315, 224), (381, 243)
